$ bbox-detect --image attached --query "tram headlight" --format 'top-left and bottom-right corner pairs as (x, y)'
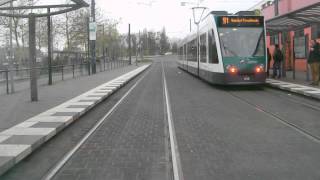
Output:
(255, 64), (264, 73)
(226, 65), (238, 74)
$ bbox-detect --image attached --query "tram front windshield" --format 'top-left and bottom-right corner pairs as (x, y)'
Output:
(218, 27), (265, 57)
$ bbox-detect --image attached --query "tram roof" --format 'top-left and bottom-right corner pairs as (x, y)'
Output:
(266, 2), (320, 33)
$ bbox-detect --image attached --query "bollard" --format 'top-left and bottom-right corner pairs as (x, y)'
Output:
(87, 62), (91, 75)
(5, 70), (9, 94)
(80, 63), (83, 76)
(72, 64), (75, 78)
(61, 65), (64, 80)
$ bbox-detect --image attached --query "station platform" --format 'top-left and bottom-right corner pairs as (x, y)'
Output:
(267, 70), (320, 100)
(0, 64), (150, 176)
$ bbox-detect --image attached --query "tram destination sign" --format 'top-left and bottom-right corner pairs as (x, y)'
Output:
(218, 16), (264, 27)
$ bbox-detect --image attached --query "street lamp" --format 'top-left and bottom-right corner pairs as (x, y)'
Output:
(192, 6), (207, 76)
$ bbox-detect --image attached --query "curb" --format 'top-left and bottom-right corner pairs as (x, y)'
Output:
(0, 64), (151, 176)
(266, 79), (320, 100)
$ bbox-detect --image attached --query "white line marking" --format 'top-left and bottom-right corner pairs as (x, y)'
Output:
(161, 60), (184, 180)
(42, 67), (150, 180)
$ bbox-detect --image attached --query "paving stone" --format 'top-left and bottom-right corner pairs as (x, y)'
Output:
(52, 108), (86, 113)
(52, 112), (79, 117)
(1, 135), (45, 149)
(78, 99), (97, 102)
(67, 105), (91, 109)
(0, 128), (56, 137)
(0, 157), (14, 176)
(0, 145), (31, 162)
(0, 136), (10, 144)
(13, 122), (38, 128)
(32, 122), (65, 133)
(26, 116), (73, 123)
(87, 95), (105, 97)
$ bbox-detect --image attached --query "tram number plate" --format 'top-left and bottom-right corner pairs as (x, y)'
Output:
(243, 76), (250, 81)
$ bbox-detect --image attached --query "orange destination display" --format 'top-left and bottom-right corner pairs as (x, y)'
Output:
(218, 16), (264, 27)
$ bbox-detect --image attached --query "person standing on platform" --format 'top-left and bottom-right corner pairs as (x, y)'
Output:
(272, 44), (283, 79)
(308, 39), (320, 86)
(267, 48), (271, 77)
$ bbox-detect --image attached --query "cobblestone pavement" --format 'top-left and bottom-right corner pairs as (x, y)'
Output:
(164, 56), (320, 180)
(53, 61), (170, 180)
(2, 56), (320, 180)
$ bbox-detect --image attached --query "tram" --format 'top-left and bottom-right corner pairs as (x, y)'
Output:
(178, 11), (267, 85)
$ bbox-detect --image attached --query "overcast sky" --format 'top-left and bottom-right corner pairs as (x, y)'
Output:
(95, 0), (263, 38)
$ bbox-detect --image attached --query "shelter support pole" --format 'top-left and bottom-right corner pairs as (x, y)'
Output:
(29, 14), (38, 101)
(305, 34), (310, 81)
(47, 8), (53, 85)
(128, 24), (131, 65)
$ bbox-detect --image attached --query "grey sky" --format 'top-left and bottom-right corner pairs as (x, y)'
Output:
(96, 0), (263, 38)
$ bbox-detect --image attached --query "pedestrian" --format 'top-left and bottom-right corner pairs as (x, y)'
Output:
(267, 48), (271, 77)
(307, 39), (320, 86)
(272, 44), (283, 79)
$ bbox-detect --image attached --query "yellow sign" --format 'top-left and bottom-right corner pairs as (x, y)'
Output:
(220, 16), (263, 27)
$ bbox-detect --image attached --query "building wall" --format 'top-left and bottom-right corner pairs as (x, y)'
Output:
(262, 0), (320, 72)
(264, 0), (319, 21)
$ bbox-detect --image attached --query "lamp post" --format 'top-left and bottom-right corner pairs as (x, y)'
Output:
(181, 1), (207, 76)
(191, 6), (207, 76)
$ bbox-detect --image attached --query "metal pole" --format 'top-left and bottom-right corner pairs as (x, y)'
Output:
(129, 24), (132, 65)
(86, 16), (91, 75)
(47, 8), (53, 85)
(6, 69), (9, 94)
(305, 34), (310, 81)
(90, 0), (96, 74)
(29, 14), (38, 101)
(103, 24), (106, 71)
(190, 18), (192, 32)
(9, 0), (14, 93)
(197, 24), (200, 76)
(293, 38), (296, 80)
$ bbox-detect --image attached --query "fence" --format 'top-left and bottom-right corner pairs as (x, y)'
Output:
(0, 58), (129, 95)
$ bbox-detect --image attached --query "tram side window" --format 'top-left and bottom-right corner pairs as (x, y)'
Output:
(179, 47), (183, 60)
(200, 34), (207, 63)
(184, 44), (187, 60)
(189, 39), (197, 62)
(187, 42), (193, 61)
(208, 30), (219, 64)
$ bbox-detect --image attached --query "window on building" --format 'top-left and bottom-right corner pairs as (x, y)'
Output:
(208, 30), (219, 64)
(200, 33), (207, 63)
(311, 24), (320, 39)
(270, 34), (279, 45)
(294, 29), (306, 59)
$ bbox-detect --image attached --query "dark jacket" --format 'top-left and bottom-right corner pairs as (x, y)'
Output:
(308, 43), (320, 64)
(273, 49), (283, 63)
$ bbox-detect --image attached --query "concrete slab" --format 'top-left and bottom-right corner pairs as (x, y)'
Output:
(26, 116), (73, 123)
(32, 122), (65, 133)
(0, 128), (56, 137)
(0, 157), (14, 176)
(0, 145), (31, 162)
(67, 105), (91, 109)
(1, 135), (45, 149)
(13, 122), (38, 128)
(0, 136), (11, 144)
(87, 95), (105, 98)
